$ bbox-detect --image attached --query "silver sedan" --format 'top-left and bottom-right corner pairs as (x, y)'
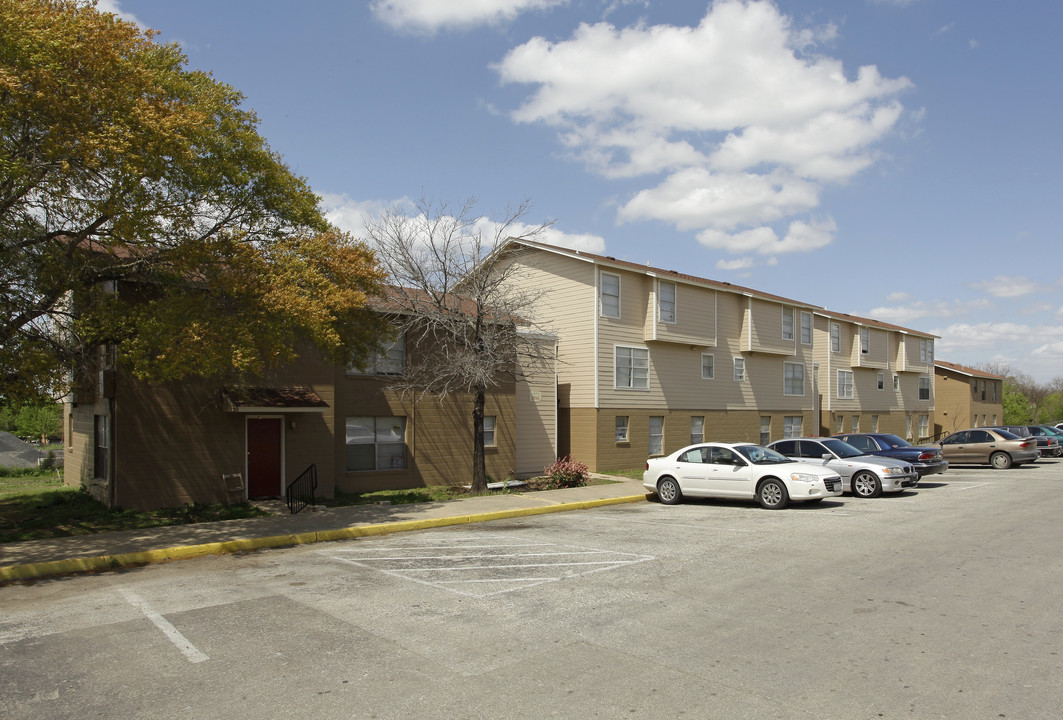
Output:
(767, 437), (918, 498)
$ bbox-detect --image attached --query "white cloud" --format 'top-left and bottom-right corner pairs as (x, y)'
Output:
(495, 0), (911, 252)
(696, 216), (835, 255)
(371, 0), (567, 34)
(90, 0), (140, 25)
(972, 275), (1038, 298)
(868, 298), (993, 325)
(716, 257), (754, 271)
(886, 291), (911, 302)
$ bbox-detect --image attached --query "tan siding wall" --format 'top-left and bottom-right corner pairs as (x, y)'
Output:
(516, 338), (558, 475)
(933, 369), (1003, 435)
(567, 407), (599, 469)
(649, 280), (717, 345)
(746, 298), (797, 355)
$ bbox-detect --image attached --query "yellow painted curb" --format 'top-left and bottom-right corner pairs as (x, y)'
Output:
(0, 494), (648, 583)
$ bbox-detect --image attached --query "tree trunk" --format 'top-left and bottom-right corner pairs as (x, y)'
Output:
(470, 388), (488, 494)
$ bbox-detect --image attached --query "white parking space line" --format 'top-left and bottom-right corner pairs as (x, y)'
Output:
(117, 588), (209, 664)
(583, 513), (759, 531)
(322, 533), (654, 597)
(952, 482), (992, 491)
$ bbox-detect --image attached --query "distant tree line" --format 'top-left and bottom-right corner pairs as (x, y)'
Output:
(978, 363), (1063, 426)
(0, 402), (62, 444)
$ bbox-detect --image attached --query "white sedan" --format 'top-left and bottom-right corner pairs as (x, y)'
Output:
(643, 442), (843, 509)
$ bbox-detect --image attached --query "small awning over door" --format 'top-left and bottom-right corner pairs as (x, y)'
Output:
(222, 387), (329, 413)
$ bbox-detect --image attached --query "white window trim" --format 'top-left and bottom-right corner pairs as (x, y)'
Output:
(782, 307), (795, 341)
(733, 357), (746, 382)
(838, 370), (854, 399)
(830, 322), (841, 353)
(615, 416), (629, 443)
(658, 280), (676, 325)
(614, 344), (650, 391)
(860, 327), (870, 355)
(877, 372), (884, 390)
(483, 416), (497, 447)
(600, 271), (621, 319)
(800, 311), (812, 345)
(783, 361), (805, 396)
(701, 353), (715, 380)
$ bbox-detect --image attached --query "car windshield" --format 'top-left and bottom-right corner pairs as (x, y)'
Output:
(735, 444), (792, 464)
(877, 434), (912, 448)
(994, 429), (1021, 440)
(1040, 426), (1063, 438)
(821, 438), (863, 458)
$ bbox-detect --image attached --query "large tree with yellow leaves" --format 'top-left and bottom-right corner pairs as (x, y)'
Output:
(0, 0), (388, 401)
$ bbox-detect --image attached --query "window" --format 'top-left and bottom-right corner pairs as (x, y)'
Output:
(782, 307), (794, 340)
(690, 416), (704, 445)
(918, 415), (929, 439)
(615, 346), (649, 390)
(483, 416), (496, 447)
(830, 323), (841, 353)
(658, 280), (676, 323)
(851, 415), (859, 433)
(94, 414), (110, 480)
(991, 414), (997, 425)
(860, 327), (870, 354)
(760, 416), (771, 445)
(893, 374), (900, 392)
(920, 338), (934, 364)
(701, 353), (715, 380)
(346, 416), (406, 471)
(905, 415), (912, 439)
(979, 381), (986, 401)
(838, 370), (853, 399)
(649, 416), (664, 455)
(836, 415), (844, 434)
(800, 312), (812, 345)
(733, 357), (746, 382)
(600, 272), (620, 318)
(871, 415), (879, 433)
(783, 416), (802, 439)
(783, 362), (804, 396)
(349, 333), (405, 375)
(918, 376), (931, 400)
(991, 383), (997, 402)
(615, 416), (629, 443)
(877, 372), (884, 390)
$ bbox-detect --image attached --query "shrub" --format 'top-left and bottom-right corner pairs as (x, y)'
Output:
(544, 455), (589, 488)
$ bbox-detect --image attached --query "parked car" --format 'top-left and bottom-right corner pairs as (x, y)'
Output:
(833, 433), (949, 478)
(993, 425), (1062, 458)
(768, 437), (918, 498)
(643, 442), (842, 509)
(938, 428), (1039, 468)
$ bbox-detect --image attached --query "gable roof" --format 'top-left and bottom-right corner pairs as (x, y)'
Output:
(935, 360), (1005, 380)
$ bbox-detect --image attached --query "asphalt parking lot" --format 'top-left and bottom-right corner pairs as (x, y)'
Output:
(3, 461), (1062, 719)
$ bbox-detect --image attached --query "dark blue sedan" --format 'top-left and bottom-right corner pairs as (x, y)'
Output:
(833, 433), (949, 478)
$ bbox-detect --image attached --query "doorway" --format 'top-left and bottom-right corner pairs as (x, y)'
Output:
(247, 417), (283, 497)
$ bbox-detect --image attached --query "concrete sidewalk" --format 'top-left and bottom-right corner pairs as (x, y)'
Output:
(0, 477), (649, 583)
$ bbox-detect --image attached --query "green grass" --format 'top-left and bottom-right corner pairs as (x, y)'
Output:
(0, 467), (270, 544)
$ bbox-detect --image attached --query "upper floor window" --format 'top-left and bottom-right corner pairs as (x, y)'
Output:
(800, 312), (812, 345)
(782, 307), (794, 340)
(918, 376), (931, 400)
(733, 357), (746, 382)
(349, 333), (405, 375)
(783, 362), (804, 396)
(830, 323), (841, 353)
(615, 346), (649, 390)
(600, 272), (620, 318)
(877, 372), (884, 390)
(920, 338), (933, 363)
(860, 327), (870, 354)
(701, 353), (715, 380)
(838, 370), (854, 399)
(658, 280), (676, 324)
(893, 374), (900, 391)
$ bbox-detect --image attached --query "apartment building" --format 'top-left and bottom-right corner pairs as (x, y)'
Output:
(497, 239), (938, 471)
(933, 361), (1004, 435)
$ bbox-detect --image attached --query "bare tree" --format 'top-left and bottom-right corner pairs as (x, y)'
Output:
(363, 197), (554, 493)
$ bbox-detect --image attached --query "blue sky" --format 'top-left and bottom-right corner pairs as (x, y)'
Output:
(107, 0), (1063, 383)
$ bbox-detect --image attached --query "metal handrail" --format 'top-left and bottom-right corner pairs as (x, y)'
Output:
(286, 463), (317, 514)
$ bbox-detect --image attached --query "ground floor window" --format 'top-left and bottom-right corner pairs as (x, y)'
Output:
(871, 415), (879, 433)
(783, 416), (802, 439)
(649, 416), (664, 455)
(346, 416), (406, 471)
(760, 416), (771, 445)
(836, 414), (844, 434)
(918, 414), (929, 439)
(905, 415), (913, 439)
(484, 416), (496, 447)
(615, 416), (629, 443)
(690, 416), (704, 445)
(851, 415), (859, 433)
(93, 414), (110, 480)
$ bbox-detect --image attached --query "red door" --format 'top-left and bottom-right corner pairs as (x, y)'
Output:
(247, 418), (282, 497)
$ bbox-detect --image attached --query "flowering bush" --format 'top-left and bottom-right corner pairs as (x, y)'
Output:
(544, 455), (589, 488)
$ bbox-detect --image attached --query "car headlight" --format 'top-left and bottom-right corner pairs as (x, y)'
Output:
(882, 467), (905, 475)
(789, 472), (818, 483)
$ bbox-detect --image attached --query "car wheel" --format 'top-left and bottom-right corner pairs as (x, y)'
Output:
(757, 478), (789, 509)
(852, 470), (883, 498)
(990, 452), (1012, 470)
(657, 476), (682, 505)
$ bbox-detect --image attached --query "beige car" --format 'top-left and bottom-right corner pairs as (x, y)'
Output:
(938, 428), (1040, 469)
